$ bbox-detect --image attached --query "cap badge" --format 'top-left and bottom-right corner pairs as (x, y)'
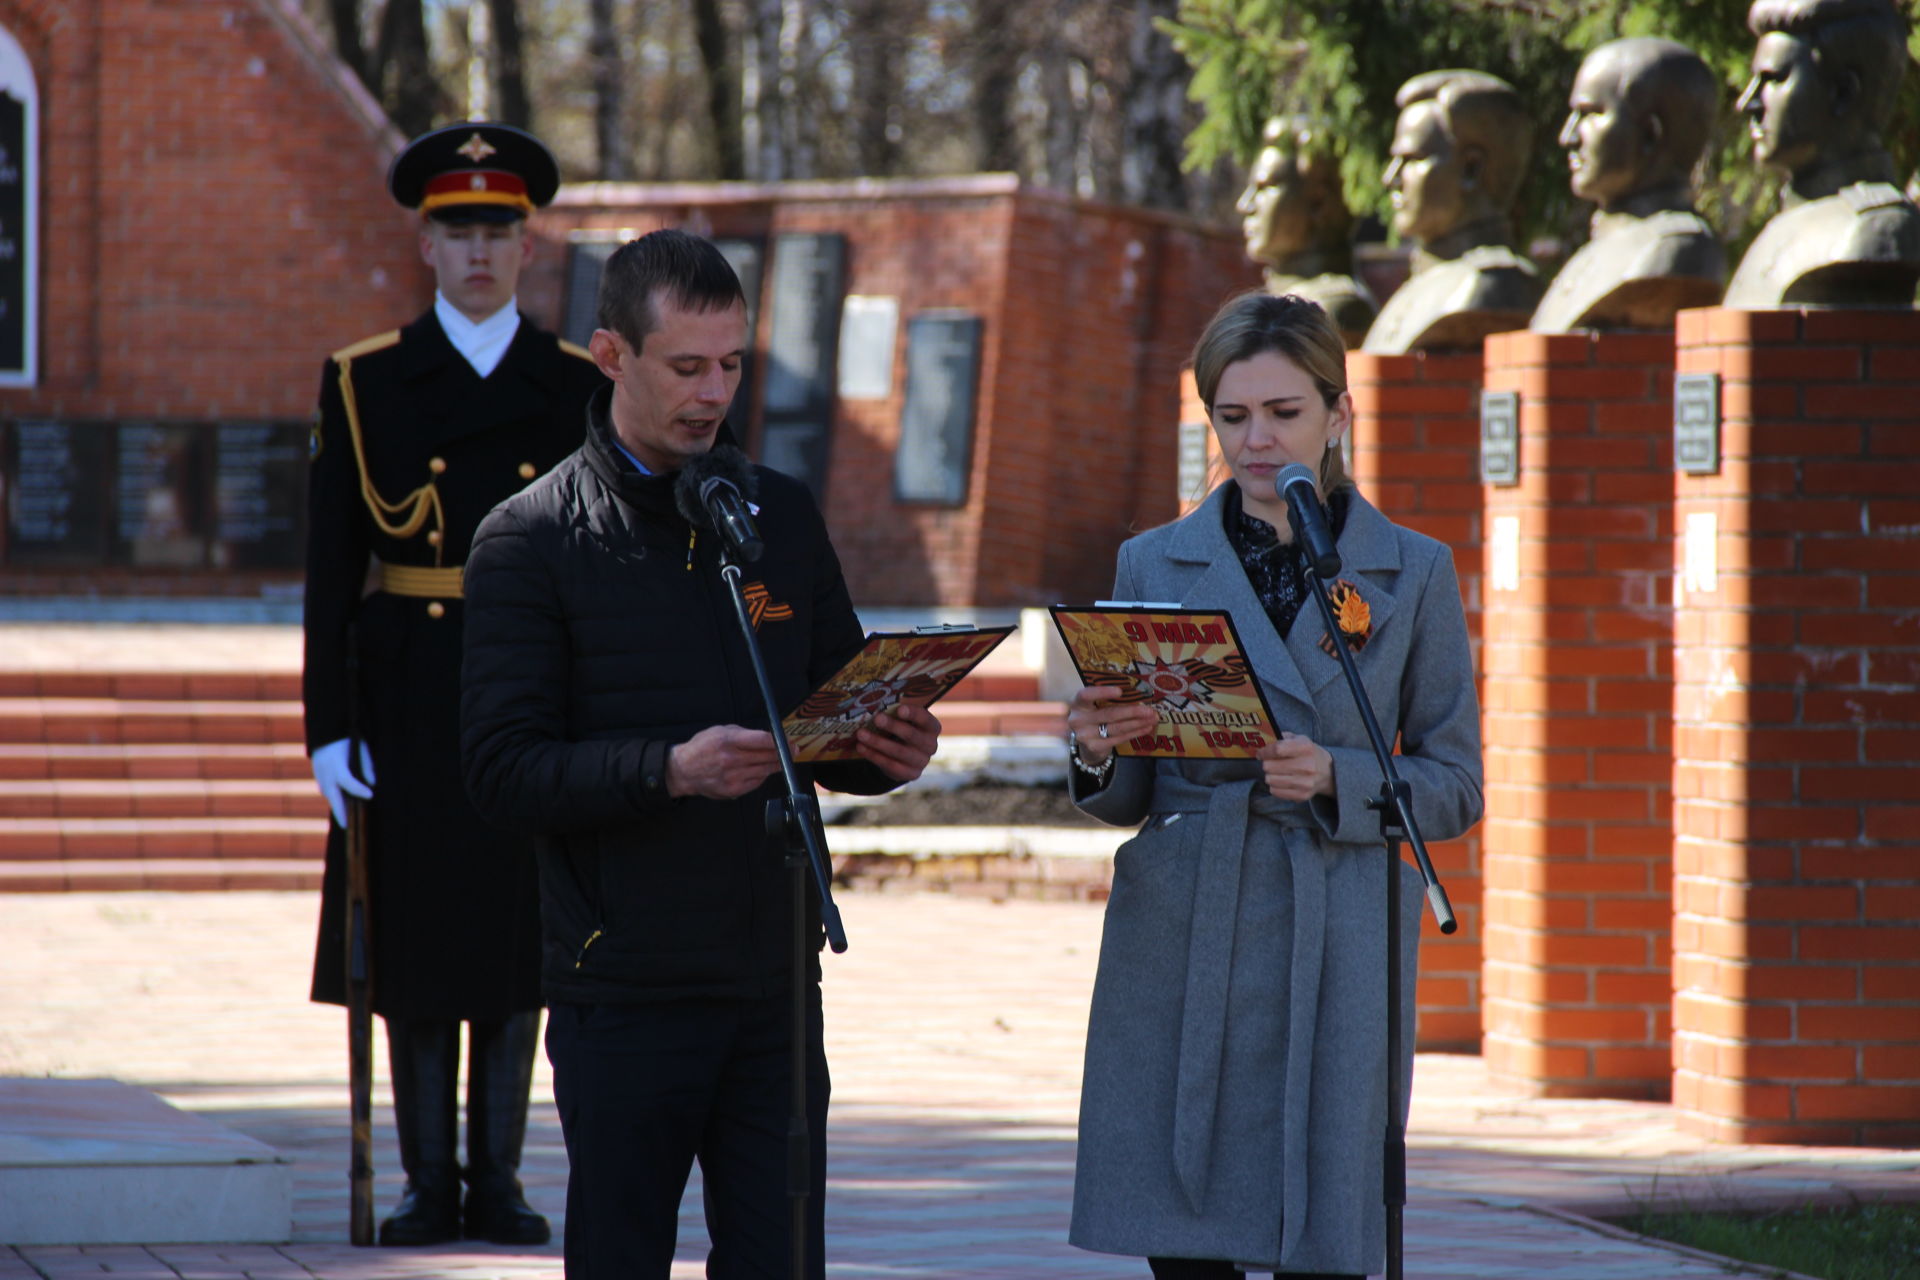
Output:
(470, 174), (487, 190)
(455, 132), (497, 162)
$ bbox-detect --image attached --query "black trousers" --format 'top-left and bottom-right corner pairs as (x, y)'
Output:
(546, 986), (829, 1279)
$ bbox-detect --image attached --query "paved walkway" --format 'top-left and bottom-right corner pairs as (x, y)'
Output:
(4, 891), (1915, 1278)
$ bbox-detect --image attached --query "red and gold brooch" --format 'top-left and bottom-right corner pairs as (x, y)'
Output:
(1317, 579), (1373, 656)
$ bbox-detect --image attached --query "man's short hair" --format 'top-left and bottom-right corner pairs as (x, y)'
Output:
(596, 229), (747, 349)
(1748, 0), (1910, 131)
(1395, 70), (1534, 213)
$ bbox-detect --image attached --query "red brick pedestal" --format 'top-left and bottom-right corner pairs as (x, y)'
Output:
(1671, 308), (1920, 1145)
(1479, 330), (1677, 1098)
(1349, 350), (1487, 1051)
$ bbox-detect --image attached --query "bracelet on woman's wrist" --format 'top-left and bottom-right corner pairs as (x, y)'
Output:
(1068, 731), (1117, 785)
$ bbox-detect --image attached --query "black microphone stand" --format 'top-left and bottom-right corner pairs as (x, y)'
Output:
(1295, 535), (1456, 1280)
(712, 545), (847, 1280)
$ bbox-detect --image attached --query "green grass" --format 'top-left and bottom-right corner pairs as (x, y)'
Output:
(1618, 1201), (1920, 1280)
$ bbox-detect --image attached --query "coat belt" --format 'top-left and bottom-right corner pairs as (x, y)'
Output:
(377, 561), (464, 599)
(1153, 773), (1326, 1259)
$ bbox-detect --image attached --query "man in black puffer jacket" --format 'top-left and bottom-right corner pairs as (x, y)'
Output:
(461, 229), (941, 1278)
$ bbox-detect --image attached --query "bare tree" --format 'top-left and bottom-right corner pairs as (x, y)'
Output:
(1120, 0), (1187, 210)
(377, 0), (437, 139)
(967, 0), (1021, 173)
(489, 0), (532, 128)
(329, 0), (368, 85)
(588, 0), (629, 177)
(688, 0), (744, 179)
(843, 0), (903, 175)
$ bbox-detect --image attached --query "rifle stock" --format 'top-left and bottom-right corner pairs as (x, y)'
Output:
(345, 785), (374, 1244)
(344, 619), (376, 1246)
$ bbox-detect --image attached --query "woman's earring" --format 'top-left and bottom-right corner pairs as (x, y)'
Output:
(1326, 437), (1339, 450)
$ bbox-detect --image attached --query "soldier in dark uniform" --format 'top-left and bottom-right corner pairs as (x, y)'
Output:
(303, 122), (605, 1247)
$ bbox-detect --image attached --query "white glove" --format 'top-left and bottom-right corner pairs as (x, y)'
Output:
(311, 738), (376, 828)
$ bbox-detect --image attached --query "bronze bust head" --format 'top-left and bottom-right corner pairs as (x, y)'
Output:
(1725, 0), (1920, 307)
(1238, 116), (1378, 347)
(1363, 70), (1543, 353)
(1531, 38), (1726, 332)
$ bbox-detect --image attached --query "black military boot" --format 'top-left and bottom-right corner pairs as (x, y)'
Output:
(379, 1017), (462, 1246)
(462, 1011), (550, 1245)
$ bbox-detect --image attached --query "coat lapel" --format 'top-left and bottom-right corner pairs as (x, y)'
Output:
(1284, 492), (1404, 700)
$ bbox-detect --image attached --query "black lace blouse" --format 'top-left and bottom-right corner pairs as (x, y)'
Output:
(1224, 482), (1351, 639)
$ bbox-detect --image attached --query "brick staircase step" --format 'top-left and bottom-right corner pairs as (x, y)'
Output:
(0, 699), (305, 745)
(0, 859), (323, 892)
(934, 700), (1067, 737)
(0, 672), (303, 700)
(0, 744), (310, 780)
(943, 671), (1042, 702)
(0, 779), (325, 820)
(0, 817), (327, 860)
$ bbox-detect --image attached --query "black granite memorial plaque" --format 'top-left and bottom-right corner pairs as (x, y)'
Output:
(5, 421), (113, 566)
(0, 92), (25, 381)
(114, 423), (208, 567)
(212, 423), (306, 569)
(760, 233), (844, 492)
(894, 312), (983, 505)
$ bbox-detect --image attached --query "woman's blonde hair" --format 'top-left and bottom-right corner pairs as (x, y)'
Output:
(1192, 290), (1352, 492)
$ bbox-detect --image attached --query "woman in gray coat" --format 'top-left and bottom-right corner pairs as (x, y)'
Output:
(1064, 292), (1483, 1279)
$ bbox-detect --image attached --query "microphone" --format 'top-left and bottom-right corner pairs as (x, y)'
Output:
(674, 445), (764, 563)
(1275, 462), (1340, 579)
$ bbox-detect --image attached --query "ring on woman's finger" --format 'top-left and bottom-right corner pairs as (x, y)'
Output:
(1098, 722), (1109, 739)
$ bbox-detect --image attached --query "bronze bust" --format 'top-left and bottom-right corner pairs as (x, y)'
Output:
(1238, 116), (1378, 348)
(1531, 38), (1726, 332)
(1362, 70), (1542, 354)
(1724, 0), (1920, 308)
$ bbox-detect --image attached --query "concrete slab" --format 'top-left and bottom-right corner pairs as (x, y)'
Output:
(0, 1078), (291, 1246)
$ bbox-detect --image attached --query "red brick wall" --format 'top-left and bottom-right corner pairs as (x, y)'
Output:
(1350, 350), (1488, 1052)
(0, 0), (427, 422)
(533, 179), (1255, 607)
(1479, 330), (1676, 1099)
(1671, 307), (1920, 1145)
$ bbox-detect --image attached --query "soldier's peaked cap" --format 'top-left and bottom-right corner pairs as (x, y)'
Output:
(388, 122), (560, 224)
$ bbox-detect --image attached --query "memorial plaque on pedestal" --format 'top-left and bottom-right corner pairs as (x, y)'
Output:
(212, 423), (306, 569)
(1177, 418), (1211, 506)
(5, 420), (112, 566)
(114, 423), (208, 568)
(1480, 390), (1520, 486)
(760, 233), (845, 492)
(1674, 373), (1720, 476)
(894, 312), (983, 505)
(560, 238), (618, 348)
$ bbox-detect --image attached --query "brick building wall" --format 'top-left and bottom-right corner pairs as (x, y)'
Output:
(529, 178), (1256, 607)
(0, 0), (424, 418)
(0, 0), (430, 585)
(1671, 307), (1920, 1145)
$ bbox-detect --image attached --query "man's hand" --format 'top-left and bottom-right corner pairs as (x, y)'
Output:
(855, 703), (942, 783)
(666, 726), (782, 799)
(311, 737), (376, 828)
(1257, 731), (1335, 802)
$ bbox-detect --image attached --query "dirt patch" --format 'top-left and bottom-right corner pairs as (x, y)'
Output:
(833, 781), (1103, 827)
